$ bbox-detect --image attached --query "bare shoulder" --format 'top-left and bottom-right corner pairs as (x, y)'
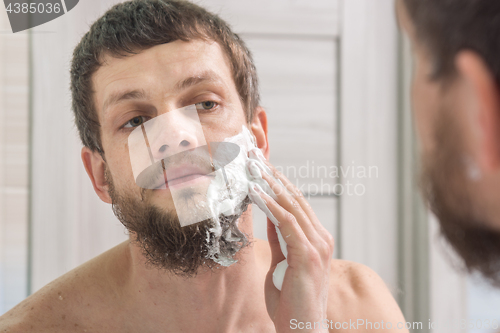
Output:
(0, 241), (130, 333)
(327, 260), (408, 332)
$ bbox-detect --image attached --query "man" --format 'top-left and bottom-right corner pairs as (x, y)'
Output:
(0, 1), (406, 331)
(397, 0), (500, 286)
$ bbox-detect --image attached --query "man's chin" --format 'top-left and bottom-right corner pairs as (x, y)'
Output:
(144, 181), (200, 203)
(107, 167), (251, 276)
(130, 205), (251, 277)
(113, 192), (251, 276)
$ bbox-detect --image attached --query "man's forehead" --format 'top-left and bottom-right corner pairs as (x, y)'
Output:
(97, 39), (225, 73)
(92, 40), (233, 114)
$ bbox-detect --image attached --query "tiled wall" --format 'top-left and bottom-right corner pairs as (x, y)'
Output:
(0, 9), (29, 314)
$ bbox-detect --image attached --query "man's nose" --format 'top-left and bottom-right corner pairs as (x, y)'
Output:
(148, 113), (202, 161)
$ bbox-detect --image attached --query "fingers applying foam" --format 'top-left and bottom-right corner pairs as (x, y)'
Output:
(246, 148), (289, 291)
(248, 184), (280, 226)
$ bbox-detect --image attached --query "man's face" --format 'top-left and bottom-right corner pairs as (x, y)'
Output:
(397, 0), (500, 283)
(94, 39), (247, 212)
(91, 39), (251, 275)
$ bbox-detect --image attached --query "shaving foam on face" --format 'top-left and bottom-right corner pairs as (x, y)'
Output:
(202, 126), (261, 266)
(205, 126), (288, 289)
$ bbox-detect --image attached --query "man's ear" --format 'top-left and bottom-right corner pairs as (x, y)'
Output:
(250, 106), (270, 160)
(456, 51), (500, 172)
(81, 147), (112, 204)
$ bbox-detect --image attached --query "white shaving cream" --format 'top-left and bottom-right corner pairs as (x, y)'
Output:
(204, 126), (288, 290)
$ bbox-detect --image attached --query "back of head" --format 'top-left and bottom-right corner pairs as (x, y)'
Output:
(404, 0), (500, 285)
(71, 0), (259, 154)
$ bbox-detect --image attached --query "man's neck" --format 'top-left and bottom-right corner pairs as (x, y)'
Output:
(121, 210), (271, 331)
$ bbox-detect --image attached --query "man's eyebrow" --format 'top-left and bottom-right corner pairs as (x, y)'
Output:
(103, 89), (149, 113)
(102, 71), (226, 113)
(174, 70), (226, 92)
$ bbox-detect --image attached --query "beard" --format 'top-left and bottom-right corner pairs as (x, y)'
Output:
(420, 107), (500, 286)
(105, 169), (251, 277)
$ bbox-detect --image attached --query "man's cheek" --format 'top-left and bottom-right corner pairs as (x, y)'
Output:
(411, 77), (437, 152)
(109, 167), (139, 196)
(411, 79), (427, 140)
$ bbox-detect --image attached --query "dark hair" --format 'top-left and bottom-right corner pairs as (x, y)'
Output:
(403, 0), (500, 84)
(406, 0), (500, 285)
(71, 0), (259, 153)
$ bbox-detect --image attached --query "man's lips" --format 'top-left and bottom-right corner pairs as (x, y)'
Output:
(134, 143), (240, 190)
(154, 164), (212, 189)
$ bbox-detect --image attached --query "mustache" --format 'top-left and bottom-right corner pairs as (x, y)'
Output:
(135, 142), (240, 190)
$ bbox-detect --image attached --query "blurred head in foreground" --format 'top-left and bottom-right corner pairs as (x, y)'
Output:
(398, 0), (500, 285)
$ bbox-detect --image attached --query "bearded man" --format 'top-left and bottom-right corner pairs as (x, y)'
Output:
(397, 0), (500, 286)
(0, 1), (406, 331)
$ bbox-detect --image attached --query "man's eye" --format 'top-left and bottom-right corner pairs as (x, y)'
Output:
(124, 116), (147, 128)
(195, 101), (217, 111)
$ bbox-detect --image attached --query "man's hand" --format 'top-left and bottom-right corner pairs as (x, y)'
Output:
(255, 161), (335, 333)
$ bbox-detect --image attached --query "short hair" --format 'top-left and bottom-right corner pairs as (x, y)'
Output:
(405, 0), (500, 285)
(70, 0), (259, 153)
(403, 0), (500, 85)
